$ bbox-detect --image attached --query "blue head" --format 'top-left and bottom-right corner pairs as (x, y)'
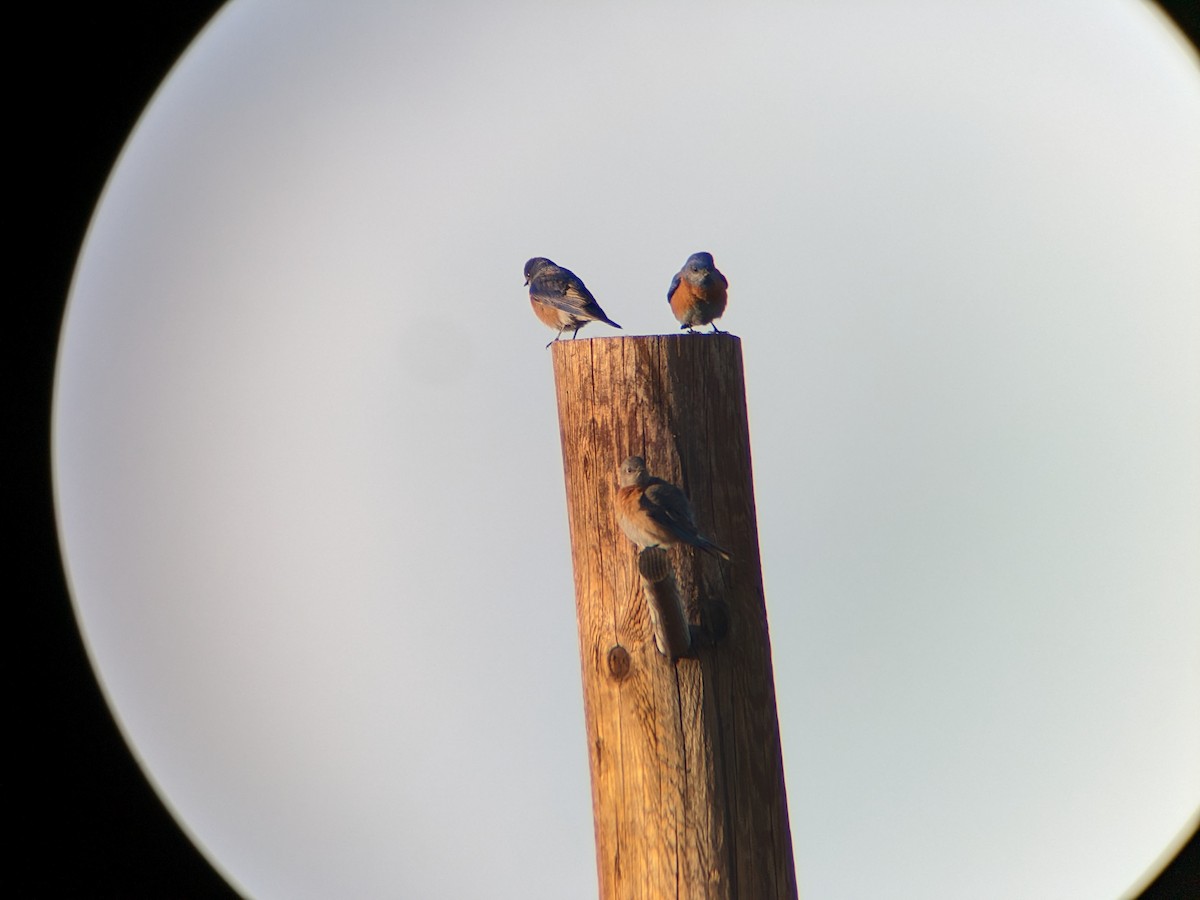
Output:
(524, 257), (555, 285)
(684, 252), (715, 275)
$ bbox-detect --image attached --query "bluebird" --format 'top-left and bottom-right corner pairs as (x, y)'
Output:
(668, 251), (728, 333)
(615, 456), (731, 560)
(524, 257), (621, 347)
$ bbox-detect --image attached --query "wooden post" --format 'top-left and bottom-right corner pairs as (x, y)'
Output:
(551, 334), (797, 900)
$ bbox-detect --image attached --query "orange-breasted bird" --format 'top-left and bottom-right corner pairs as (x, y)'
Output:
(614, 456), (731, 560)
(668, 251), (728, 333)
(525, 257), (621, 347)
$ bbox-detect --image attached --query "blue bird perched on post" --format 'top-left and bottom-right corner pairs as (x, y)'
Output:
(615, 456), (731, 561)
(668, 251), (728, 333)
(524, 257), (622, 347)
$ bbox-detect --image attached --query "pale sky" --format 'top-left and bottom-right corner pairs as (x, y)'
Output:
(55, 1), (1199, 897)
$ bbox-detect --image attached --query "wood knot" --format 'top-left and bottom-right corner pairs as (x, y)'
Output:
(606, 644), (632, 680)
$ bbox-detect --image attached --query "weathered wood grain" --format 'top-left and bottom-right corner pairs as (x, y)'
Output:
(551, 334), (797, 900)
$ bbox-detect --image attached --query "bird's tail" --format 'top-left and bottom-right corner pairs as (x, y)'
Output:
(697, 536), (732, 561)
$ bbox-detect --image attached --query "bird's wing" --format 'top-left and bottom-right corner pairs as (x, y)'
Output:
(561, 280), (600, 313)
(642, 480), (698, 539)
(530, 269), (597, 316)
(713, 268), (728, 289)
(667, 271), (682, 303)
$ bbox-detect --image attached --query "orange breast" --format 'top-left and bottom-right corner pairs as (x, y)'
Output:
(670, 280), (727, 326)
(615, 484), (674, 548)
(531, 299), (573, 331)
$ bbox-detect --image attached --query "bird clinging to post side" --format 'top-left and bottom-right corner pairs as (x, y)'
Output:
(667, 251), (728, 333)
(524, 257), (622, 347)
(614, 456), (731, 560)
